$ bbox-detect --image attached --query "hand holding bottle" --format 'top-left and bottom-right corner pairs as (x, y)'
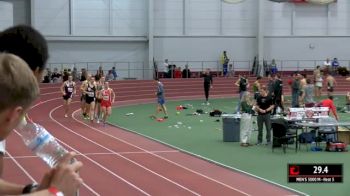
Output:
(28, 152), (83, 196)
(49, 152), (83, 196)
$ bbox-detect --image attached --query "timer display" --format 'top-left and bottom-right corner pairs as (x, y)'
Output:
(288, 164), (342, 183)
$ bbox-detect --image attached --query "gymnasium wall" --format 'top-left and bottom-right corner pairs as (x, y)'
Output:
(5, 0), (350, 74)
(47, 41), (147, 78)
(1, 0), (29, 26)
(0, 1), (13, 31)
(263, 0), (350, 68)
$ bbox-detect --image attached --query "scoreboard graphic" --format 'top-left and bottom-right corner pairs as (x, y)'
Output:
(288, 164), (342, 183)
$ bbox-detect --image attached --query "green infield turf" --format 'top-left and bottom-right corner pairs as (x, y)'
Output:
(109, 96), (350, 196)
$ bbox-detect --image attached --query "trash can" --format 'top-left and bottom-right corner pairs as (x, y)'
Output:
(222, 114), (241, 142)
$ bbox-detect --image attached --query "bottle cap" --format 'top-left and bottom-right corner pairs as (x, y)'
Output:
(17, 115), (28, 130)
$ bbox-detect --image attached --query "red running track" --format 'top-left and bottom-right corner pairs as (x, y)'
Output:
(2, 86), (304, 196)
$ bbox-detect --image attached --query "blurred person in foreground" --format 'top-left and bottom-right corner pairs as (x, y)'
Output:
(0, 25), (83, 195)
(0, 53), (83, 195)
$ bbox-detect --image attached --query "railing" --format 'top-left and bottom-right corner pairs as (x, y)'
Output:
(269, 60), (350, 72)
(47, 61), (148, 79)
(47, 59), (350, 80)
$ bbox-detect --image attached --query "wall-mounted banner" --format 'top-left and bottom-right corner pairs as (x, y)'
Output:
(222, 0), (245, 4)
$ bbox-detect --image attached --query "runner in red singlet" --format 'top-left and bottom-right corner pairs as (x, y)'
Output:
(101, 82), (115, 125)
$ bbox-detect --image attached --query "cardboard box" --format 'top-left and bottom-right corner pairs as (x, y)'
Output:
(338, 127), (350, 144)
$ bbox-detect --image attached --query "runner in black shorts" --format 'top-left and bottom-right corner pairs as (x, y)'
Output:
(94, 75), (105, 123)
(61, 75), (76, 117)
(80, 75), (89, 118)
(84, 76), (96, 122)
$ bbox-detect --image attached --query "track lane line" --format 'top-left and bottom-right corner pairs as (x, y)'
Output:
(31, 97), (251, 195)
(3, 150), (180, 159)
(33, 95), (304, 195)
(11, 130), (101, 196)
(6, 151), (36, 183)
(49, 104), (201, 196)
(14, 127), (148, 196)
(70, 108), (251, 195)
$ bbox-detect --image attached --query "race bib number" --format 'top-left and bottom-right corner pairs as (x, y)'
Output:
(67, 87), (73, 93)
(103, 95), (109, 101)
(87, 91), (94, 97)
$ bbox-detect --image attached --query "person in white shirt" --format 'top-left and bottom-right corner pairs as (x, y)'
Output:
(324, 58), (331, 67)
(163, 59), (169, 78)
(323, 58), (331, 74)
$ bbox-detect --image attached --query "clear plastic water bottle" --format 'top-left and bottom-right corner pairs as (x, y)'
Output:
(18, 117), (68, 168)
(276, 106), (282, 114)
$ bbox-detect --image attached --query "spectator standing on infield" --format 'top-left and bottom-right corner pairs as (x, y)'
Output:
(253, 76), (262, 100)
(235, 74), (249, 112)
(303, 79), (315, 107)
(155, 79), (168, 119)
(299, 74), (307, 106)
(273, 74), (284, 114)
(326, 73), (337, 96)
(255, 85), (274, 145)
(291, 73), (301, 107)
(240, 92), (255, 147)
(314, 66), (322, 98)
(202, 69), (213, 105)
(267, 74), (275, 98)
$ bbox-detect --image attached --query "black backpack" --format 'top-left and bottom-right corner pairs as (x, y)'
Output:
(209, 109), (222, 117)
(298, 132), (316, 143)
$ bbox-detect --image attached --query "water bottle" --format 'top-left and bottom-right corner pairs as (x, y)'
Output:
(17, 117), (68, 168)
(276, 106), (281, 114)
